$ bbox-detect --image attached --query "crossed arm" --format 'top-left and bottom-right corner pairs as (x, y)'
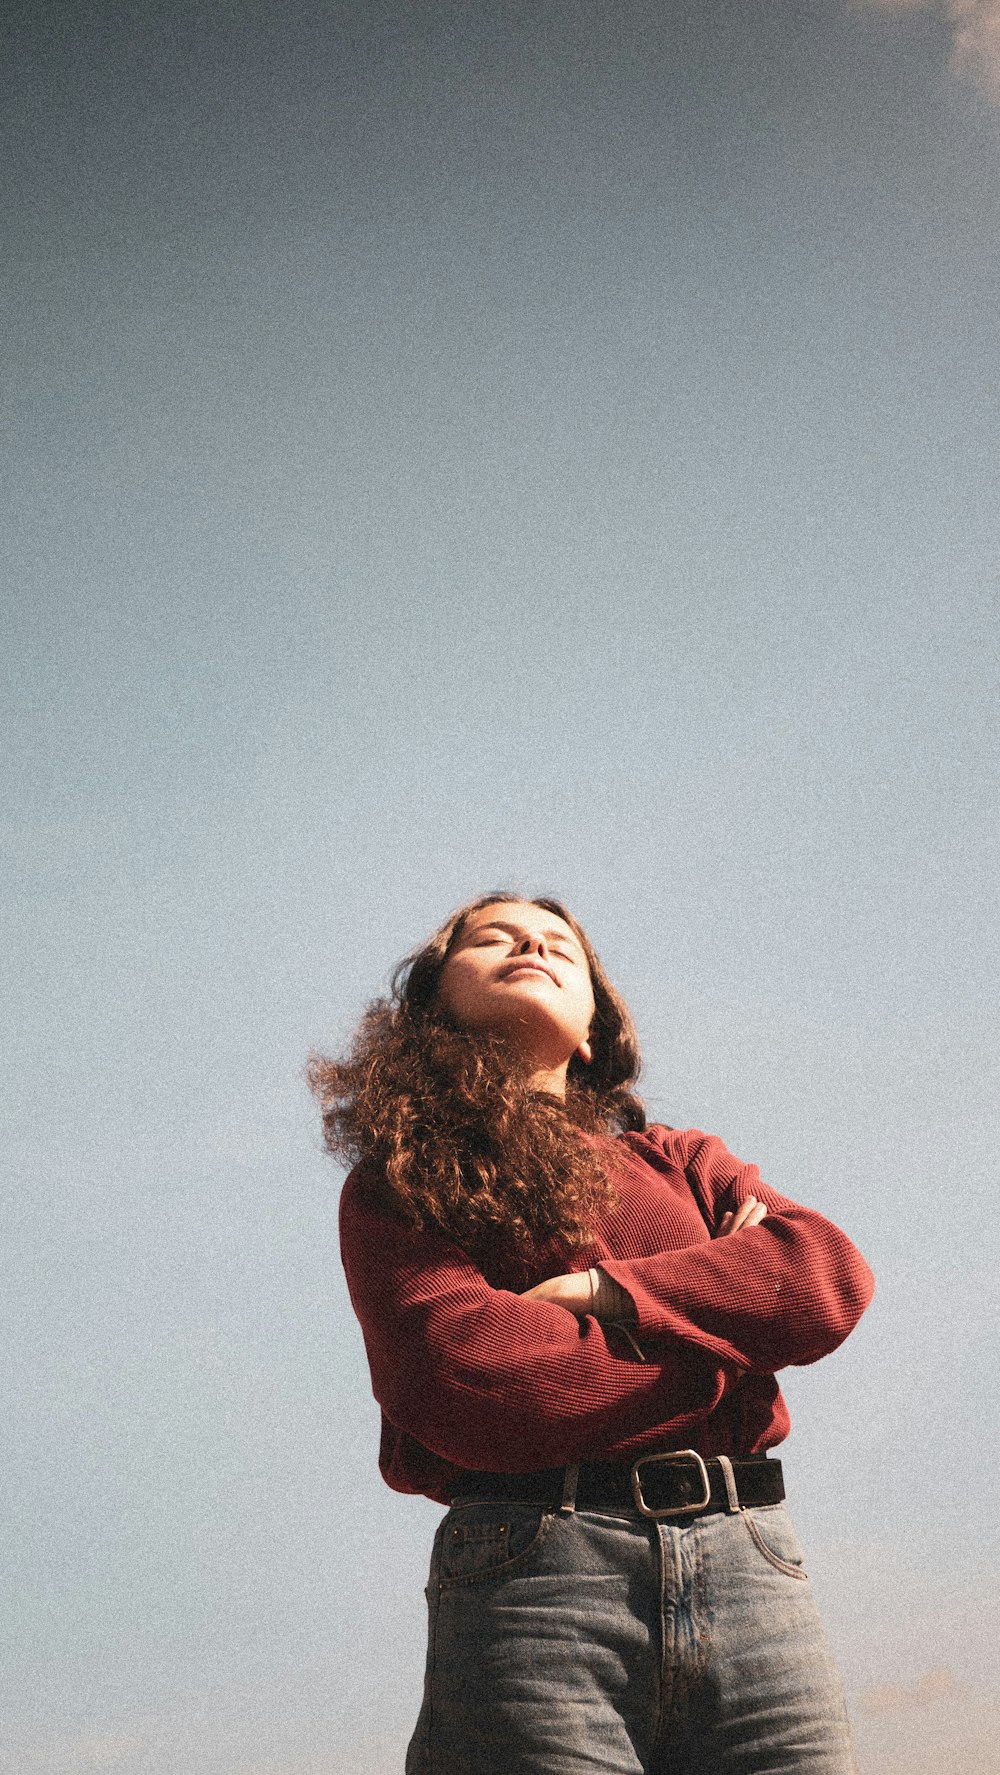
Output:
(340, 1132), (873, 1473)
(522, 1196), (768, 1319)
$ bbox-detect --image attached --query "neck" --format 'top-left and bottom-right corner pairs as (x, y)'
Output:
(527, 1060), (569, 1099)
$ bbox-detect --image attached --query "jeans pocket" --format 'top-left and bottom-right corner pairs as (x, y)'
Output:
(742, 1504), (809, 1579)
(433, 1501), (553, 1590)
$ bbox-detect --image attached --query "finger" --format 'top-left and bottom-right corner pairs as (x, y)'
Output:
(729, 1196), (767, 1233)
(726, 1197), (757, 1232)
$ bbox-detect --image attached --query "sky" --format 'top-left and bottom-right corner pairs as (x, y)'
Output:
(2, 1), (999, 1770)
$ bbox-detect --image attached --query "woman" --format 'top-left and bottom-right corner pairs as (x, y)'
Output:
(310, 893), (874, 1775)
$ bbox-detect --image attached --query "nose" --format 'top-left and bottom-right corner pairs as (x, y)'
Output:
(515, 933), (547, 956)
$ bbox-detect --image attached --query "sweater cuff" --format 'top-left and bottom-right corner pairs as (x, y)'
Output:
(589, 1266), (638, 1325)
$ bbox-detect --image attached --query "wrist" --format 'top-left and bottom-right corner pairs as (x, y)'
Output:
(588, 1265), (637, 1323)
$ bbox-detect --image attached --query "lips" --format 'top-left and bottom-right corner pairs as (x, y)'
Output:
(501, 961), (557, 985)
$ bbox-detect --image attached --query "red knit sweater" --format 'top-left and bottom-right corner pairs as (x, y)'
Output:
(339, 1125), (874, 1505)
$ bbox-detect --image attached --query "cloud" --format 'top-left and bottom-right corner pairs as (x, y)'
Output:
(860, 0), (1000, 102)
(861, 1665), (961, 1714)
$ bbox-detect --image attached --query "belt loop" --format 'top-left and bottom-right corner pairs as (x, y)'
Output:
(559, 1462), (580, 1514)
(715, 1454), (741, 1513)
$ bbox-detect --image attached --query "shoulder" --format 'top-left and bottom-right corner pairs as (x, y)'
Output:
(616, 1124), (714, 1170)
(339, 1158), (406, 1238)
(339, 1158), (374, 1216)
(616, 1126), (750, 1211)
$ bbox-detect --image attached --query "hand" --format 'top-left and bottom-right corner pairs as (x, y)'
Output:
(715, 1196), (767, 1237)
(520, 1271), (593, 1317)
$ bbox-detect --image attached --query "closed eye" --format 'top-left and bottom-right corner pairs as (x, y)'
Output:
(465, 924), (582, 963)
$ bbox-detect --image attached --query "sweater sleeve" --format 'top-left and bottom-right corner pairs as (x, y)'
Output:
(597, 1129), (875, 1375)
(339, 1170), (734, 1473)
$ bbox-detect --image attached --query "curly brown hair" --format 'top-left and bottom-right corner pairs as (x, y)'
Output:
(307, 893), (647, 1282)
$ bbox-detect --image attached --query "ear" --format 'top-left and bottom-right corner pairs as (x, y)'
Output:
(576, 1039), (592, 1064)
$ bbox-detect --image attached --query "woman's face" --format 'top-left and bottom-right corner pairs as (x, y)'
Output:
(436, 901), (596, 1085)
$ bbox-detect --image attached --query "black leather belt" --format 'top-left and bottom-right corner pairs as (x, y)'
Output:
(451, 1451), (784, 1520)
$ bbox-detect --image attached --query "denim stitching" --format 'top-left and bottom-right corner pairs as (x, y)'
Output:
(742, 1511), (809, 1579)
(435, 1508), (555, 1591)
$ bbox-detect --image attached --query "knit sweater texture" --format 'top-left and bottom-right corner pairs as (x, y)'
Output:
(338, 1124), (874, 1505)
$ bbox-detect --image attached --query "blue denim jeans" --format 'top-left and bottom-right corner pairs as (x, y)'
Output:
(405, 1497), (858, 1774)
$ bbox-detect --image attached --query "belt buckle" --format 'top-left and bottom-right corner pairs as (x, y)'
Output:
(630, 1449), (712, 1520)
